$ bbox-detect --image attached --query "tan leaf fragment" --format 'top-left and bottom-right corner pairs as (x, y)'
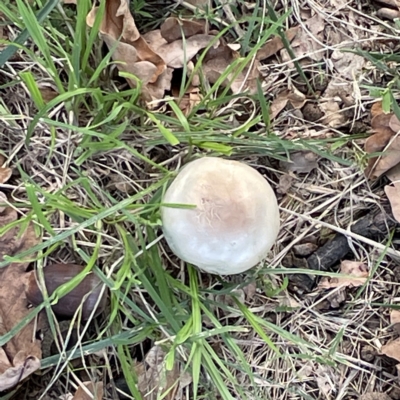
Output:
(279, 151), (319, 174)
(256, 26), (299, 61)
(202, 43), (260, 94)
(136, 345), (192, 400)
(390, 309), (400, 325)
(38, 86), (59, 104)
(0, 349), (40, 392)
(0, 192), (45, 391)
(390, 113), (400, 132)
(385, 183), (400, 223)
(320, 101), (346, 127)
(368, 136), (400, 179)
(172, 85), (202, 116)
(160, 17), (205, 43)
(269, 90), (289, 120)
(381, 337), (400, 362)
(63, 0), (77, 3)
(331, 48), (365, 80)
(158, 35), (218, 69)
(269, 88), (306, 120)
(0, 167), (11, 184)
(72, 381), (103, 400)
(318, 260), (369, 289)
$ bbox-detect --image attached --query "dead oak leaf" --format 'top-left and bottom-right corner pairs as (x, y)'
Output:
(160, 17), (205, 43)
(282, 13), (325, 62)
(0, 196), (45, 391)
(87, 0), (165, 84)
(136, 345), (192, 400)
(144, 29), (218, 69)
(256, 26), (299, 61)
(319, 260), (369, 289)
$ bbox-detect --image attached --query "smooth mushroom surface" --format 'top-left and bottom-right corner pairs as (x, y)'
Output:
(161, 157), (280, 275)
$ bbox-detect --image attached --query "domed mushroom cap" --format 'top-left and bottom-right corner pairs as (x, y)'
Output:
(161, 157), (280, 275)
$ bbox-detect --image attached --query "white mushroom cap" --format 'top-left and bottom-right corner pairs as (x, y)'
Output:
(161, 157), (280, 275)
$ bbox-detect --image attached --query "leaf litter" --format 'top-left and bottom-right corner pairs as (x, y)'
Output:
(0, 159), (45, 392)
(86, 0), (262, 108)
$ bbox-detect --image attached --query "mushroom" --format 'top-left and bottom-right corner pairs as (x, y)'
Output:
(161, 157), (280, 275)
(26, 263), (107, 320)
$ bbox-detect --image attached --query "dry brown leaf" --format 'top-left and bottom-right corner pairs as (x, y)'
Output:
(136, 345), (192, 400)
(371, 101), (384, 118)
(391, 309), (400, 325)
(172, 85), (202, 116)
(277, 173), (294, 194)
(0, 167), (11, 184)
(386, 162), (400, 183)
(385, 183), (400, 223)
(282, 13), (325, 62)
(38, 87), (59, 104)
(368, 136), (400, 179)
(63, 0), (77, 3)
(331, 49), (365, 80)
(143, 29), (218, 69)
(320, 101), (346, 127)
(390, 113), (400, 132)
(146, 67), (174, 104)
(318, 260), (369, 289)
(381, 337), (400, 362)
(160, 17), (205, 43)
(202, 43), (260, 94)
(269, 90), (289, 120)
(0, 192), (44, 391)
(87, 0), (165, 86)
(72, 381), (103, 400)
(287, 87), (306, 109)
(256, 26), (299, 61)
(279, 151), (319, 174)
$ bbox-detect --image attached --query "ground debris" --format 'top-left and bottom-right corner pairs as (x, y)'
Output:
(279, 151), (318, 174)
(86, 0), (259, 105)
(133, 345), (192, 400)
(0, 166), (44, 391)
(359, 393), (391, 400)
(72, 381), (103, 400)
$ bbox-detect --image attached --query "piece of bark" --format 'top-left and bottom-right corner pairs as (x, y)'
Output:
(288, 211), (396, 292)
